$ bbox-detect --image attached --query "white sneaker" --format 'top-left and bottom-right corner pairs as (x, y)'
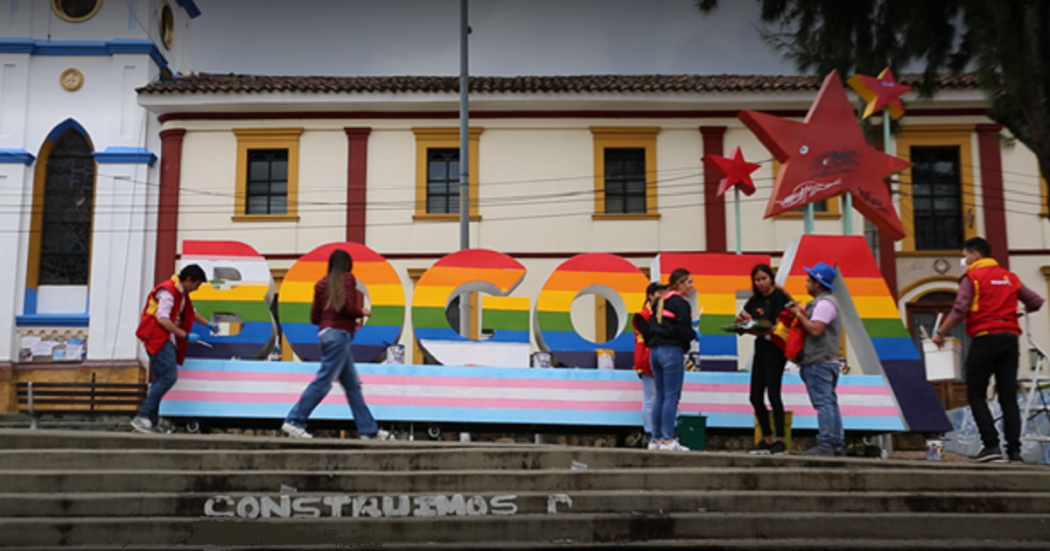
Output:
(659, 439), (690, 452)
(360, 428), (394, 440)
(130, 417), (155, 434)
(282, 422), (312, 438)
(647, 440), (660, 450)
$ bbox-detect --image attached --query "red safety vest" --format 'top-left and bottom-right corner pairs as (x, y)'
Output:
(135, 276), (196, 365)
(963, 258), (1022, 337)
(632, 308), (654, 377)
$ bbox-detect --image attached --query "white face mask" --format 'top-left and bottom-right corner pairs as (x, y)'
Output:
(960, 257), (969, 269)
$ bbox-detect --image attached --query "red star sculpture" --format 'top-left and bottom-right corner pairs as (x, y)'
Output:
(739, 70), (912, 240)
(703, 146), (761, 197)
(847, 67), (911, 120)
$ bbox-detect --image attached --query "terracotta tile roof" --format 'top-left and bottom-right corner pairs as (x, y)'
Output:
(138, 73), (979, 95)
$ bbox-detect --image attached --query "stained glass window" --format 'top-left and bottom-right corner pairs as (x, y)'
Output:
(39, 131), (94, 285)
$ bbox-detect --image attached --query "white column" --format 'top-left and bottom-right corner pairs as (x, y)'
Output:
(0, 163), (31, 362)
(87, 162), (153, 361)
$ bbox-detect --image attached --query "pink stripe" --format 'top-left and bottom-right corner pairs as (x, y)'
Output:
(167, 389), (896, 417)
(179, 370), (644, 391)
(165, 390), (640, 411)
(179, 371), (892, 396)
(682, 382), (890, 396)
(679, 402), (899, 417)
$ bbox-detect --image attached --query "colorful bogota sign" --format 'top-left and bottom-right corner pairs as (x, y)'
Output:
(181, 237), (909, 372)
(175, 235), (949, 432)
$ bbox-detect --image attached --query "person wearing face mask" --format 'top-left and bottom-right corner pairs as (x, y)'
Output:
(737, 264), (793, 455)
(932, 237), (1044, 463)
(648, 268), (697, 451)
(787, 262), (845, 457)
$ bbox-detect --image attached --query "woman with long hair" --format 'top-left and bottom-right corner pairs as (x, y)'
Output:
(648, 268), (696, 451)
(632, 282), (667, 449)
(282, 249), (391, 440)
(736, 263), (792, 454)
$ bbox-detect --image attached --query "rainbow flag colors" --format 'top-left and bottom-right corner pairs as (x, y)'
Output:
(182, 241), (276, 360)
(534, 253), (649, 369)
(653, 253), (771, 371)
(778, 235), (949, 432)
(277, 242), (404, 362)
(411, 249), (529, 366)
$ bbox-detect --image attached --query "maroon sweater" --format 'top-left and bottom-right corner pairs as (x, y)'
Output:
(310, 273), (366, 335)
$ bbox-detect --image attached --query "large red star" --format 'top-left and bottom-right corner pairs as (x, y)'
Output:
(739, 70), (912, 240)
(703, 146), (761, 197)
(847, 67), (912, 120)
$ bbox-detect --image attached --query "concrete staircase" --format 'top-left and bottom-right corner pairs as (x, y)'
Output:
(0, 429), (1048, 549)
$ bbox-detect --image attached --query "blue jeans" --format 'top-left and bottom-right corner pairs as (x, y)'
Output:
(640, 373), (655, 434)
(800, 361), (844, 448)
(285, 329), (378, 436)
(650, 345), (685, 440)
(137, 341), (177, 426)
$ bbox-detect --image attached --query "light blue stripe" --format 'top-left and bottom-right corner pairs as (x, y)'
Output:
(160, 401), (904, 431)
(179, 359), (894, 389)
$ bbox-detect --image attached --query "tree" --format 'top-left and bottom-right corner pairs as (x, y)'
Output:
(698, 0), (1050, 210)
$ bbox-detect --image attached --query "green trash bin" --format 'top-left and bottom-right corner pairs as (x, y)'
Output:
(677, 414), (707, 451)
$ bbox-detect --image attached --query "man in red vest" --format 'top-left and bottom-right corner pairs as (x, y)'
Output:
(933, 237), (1044, 462)
(132, 264), (216, 434)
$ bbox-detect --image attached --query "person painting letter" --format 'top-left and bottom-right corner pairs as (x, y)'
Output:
(933, 237), (1043, 463)
(132, 264), (216, 434)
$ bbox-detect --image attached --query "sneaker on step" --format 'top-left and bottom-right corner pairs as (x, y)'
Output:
(748, 440), (773, 455)
(130, 417), (156, 434)
(799, 445), (836, 456)
(360, 428), (394, 440)
(281, 422), (313, 439)
(834, 446), (847, 457)
(647, 440), (660, 450)
(659, 439), (690, 452)
(1007, 450), (1024, 463)
(769, 440), (788, 455)
(971, 446), (1004, 463)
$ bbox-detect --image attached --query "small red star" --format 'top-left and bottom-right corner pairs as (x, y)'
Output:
(739, 70), (912, 240)
(703, 146), (761, 197)
(847, 67), (911, 120)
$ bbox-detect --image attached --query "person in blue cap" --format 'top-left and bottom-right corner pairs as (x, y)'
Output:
(787, 261), (844, 456)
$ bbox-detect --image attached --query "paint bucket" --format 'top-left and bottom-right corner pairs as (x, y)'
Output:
(925, 438), (944, 461)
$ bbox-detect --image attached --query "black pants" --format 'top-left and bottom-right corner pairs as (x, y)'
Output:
(750, 342), (788, 438)
(965, 333), (1021, 453)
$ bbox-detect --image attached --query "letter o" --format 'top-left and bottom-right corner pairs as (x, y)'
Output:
(236, 496), (260, 519)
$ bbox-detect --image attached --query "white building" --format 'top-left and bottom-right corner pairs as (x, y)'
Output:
(0, 0), (200, 398)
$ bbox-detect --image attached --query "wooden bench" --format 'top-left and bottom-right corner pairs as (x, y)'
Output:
(16, 375), (148, 429)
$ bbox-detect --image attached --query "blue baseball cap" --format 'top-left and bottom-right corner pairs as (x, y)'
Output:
(803, 262), (837, 292)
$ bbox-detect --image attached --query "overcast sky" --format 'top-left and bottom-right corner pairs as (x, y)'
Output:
(189, 0), (796, 76)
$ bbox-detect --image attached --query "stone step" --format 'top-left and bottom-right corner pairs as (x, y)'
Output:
(1, 541), (1049, 551)
(1, 467), (1048, 495)
(0, 447), (1022, 472)
(1, 512), (1049, 547)
(2, 489), (1049, 519)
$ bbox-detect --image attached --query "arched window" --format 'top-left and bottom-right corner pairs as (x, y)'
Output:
(38, 131), (94, 285)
